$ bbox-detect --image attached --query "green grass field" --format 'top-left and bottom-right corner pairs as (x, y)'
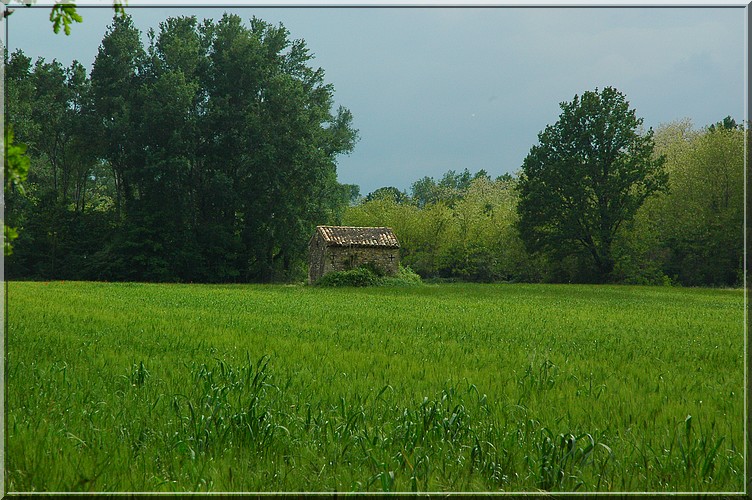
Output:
(4, 281), (745, 493)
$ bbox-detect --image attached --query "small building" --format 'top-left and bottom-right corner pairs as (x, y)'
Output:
(308, 225), (400, 283)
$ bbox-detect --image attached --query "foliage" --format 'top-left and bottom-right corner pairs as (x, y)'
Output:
(365, 186), (409, 204)
(516, 87), (667, 282)
(6, 281), (744, 491)
(439, 176), (524, 281)
(49, 3), (84, 35)
(1, 1), (125, 32)
(3, 0), (127, 256)
(5, 14), (357, 282)
(346, 118), (741, 286)
(610, 214), (671, 286)
(6, 30), (742, 288)
(4, 48), (118, 273)
(3, 126), (30, 255)
(410, 168), (491, 208)
(642, 121), (745, 286)
(315, 264), (423, 287)
(3, 126), (30, 193)
(45, 1), (127, 34)
(707, 115), (742, 133)
(314, 265), (382, 287)
(380, 264), (423, 286)
(345, 172), (537, 282)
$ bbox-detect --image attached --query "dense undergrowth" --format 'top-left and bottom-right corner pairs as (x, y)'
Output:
(314, 264), (423, 287)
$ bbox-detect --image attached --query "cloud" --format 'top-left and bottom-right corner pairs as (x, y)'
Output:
(9, 6), (744, 194)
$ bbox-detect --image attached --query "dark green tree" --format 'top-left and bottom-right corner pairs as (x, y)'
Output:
(202, 14), (357, 281)
(7, 12), (357, 282)
(707, 115), (741, 133)
(90, 14), (146, 220)
(4, 50), (109, 278)
(516, 87), (667, 282)
(3, 2), (126, 256)
(4, 50), (35, 256)
(365, 186), (408, 204)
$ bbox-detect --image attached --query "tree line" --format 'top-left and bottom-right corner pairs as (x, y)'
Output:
(5, 15), (744, 287)
(346, 112), (744, 286)
(5, 14), (358, 282)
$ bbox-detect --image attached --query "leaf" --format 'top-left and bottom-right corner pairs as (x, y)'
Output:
(49, 4), (84, 36)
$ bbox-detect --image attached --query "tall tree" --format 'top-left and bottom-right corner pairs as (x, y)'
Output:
(4, 50), (107, 277)
(7, 12), (357, 282)
(202, 14), (357, 281)
(516, 86), (667, 282)
(647, 120), (744, 285)
(4, 51), (35, 256)
(3, 1), (127, 256)
(90, 14), (146, 220)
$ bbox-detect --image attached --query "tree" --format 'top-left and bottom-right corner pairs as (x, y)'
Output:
(4, 50), (115, 277)
(3, 1), (126, 256)
(6, 12), (357, 283)
(90, 13), (146, 219)
(516, 86), (667, 282)
(410, 168), (491, 208)
(644, 120), (744, 286)
(707, 115), (741, 133)
(4, 50), (35, 256)
(365, 186), (408, 204)
(410, 176), (439, 208)
(345, 174), (537, 281)
(432, 168), (473, 208)
(440, 176), (524, 281)
(201, 14), (357, 281)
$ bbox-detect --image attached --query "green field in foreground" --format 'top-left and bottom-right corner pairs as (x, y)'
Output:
(4, 282), (746, 493)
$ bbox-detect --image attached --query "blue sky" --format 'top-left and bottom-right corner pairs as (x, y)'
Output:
(5, 5), (746, 195)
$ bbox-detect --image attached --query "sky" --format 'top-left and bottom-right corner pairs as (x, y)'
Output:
(3, 3), (747, 195)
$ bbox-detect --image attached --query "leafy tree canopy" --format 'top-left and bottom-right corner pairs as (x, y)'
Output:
(5, 13), (358, 282)
(365, 186), (408, 204)
(707, 115), (742, 133)
(516, 86), (667, 282)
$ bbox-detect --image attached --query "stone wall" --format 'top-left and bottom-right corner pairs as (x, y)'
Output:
(308, 233), (327, 283)
(328, 246), (400, 275)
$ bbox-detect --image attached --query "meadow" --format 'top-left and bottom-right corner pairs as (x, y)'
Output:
(4, 281), (745, 493)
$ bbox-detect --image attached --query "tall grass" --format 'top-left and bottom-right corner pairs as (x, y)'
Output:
(4, 282), (744, 492)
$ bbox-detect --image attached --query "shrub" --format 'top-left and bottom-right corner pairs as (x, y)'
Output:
(359, 261), (386, 278)
(315, 264), (423, 287)
(381, 265), (423, 286)
(315, 266), (381, 287)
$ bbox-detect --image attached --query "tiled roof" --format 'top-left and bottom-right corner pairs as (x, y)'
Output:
(316, 226), (400, 248)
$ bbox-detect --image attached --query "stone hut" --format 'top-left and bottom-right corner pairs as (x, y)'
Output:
(308, 226), (400, 283)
